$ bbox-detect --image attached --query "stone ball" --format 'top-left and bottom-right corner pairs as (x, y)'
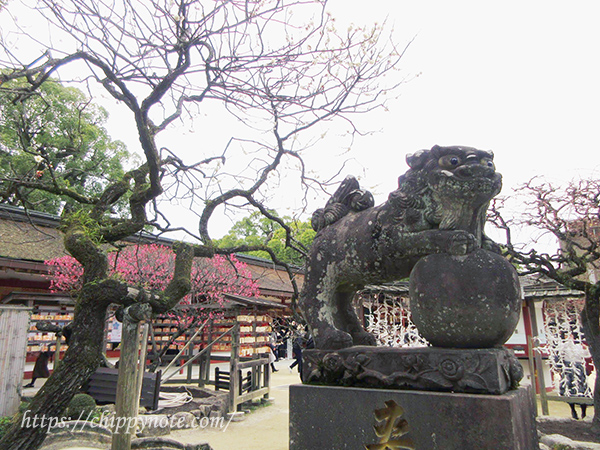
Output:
(409, 248), (522, 348)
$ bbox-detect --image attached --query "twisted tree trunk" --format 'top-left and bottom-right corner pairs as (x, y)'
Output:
(0, 300), (108, 449)
(581, 286), (600, 433)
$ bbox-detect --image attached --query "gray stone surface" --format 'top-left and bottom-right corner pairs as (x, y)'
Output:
(131, 437), (212, 450)
(40, 421), (112, 450)
(409, 249), (522, 348)
(299, 146), (503, 350)
(189, 408), (204, 419)
(226, 411), (247, 422)
(303, 346), (523, 395)
(170, 411), (197, 430)
(289, 384), (539, 450)
(136, 414), (171, 437)
(40, 419), (212, 450)
(540, 434), (600, 450)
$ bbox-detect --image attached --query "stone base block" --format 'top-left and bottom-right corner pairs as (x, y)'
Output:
(289, 384), (538, 450)
(303, 346), (523, 395)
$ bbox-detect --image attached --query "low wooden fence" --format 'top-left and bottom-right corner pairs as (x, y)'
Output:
(215, 368), (252, 394)
(228, 357), (270, 412)
(155, 321), (272, 413)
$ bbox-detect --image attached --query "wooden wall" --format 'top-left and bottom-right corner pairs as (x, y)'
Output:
(0, 305), (31, 416)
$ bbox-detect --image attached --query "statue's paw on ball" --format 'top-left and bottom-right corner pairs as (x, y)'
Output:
(317, 328), (353, 350)
(409, 249), (522, 348)
(352, 331), (378, 346)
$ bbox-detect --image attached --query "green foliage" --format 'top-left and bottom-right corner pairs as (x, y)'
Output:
(216, 212), (315, 266)
(65, 393), (97, 420)
(0, 416), (13, 440)
(0, 402), (31, 439)
(244, 399), (270, 412)
(60, 209), (104, 245)
(266, 222), (315, 266)
(18, 400), (31, 413)
(0, 77), (137, 214)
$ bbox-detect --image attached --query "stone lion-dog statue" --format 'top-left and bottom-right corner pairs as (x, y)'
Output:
(299, 145), (503, 349)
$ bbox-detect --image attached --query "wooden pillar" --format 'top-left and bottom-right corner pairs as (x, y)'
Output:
(229, 321), (240, 413)
(200, 318), (213, 386)
(523, 301), (538, 414)
(112, 304), (151, 450)
(525, 298), (550, 416)
(263, 357), (270, 399)
(148, 322), (158, 359)
(186, 339), (193, 384)
(53, 335), (62, 371)
(253, 308), (258, 359)
(135, 323), (150, 409)
(527, 297), (549, 415)
(526, 334), (538, 413)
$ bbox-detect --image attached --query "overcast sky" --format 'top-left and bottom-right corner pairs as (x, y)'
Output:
(324, 1), (600, 193)
(3, 1), (599, 249)
(311, 1), (600, 249)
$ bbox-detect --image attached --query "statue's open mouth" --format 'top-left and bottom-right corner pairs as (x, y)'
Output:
(432, 169), (502, 198)
(440, 163), (498, 181)
(430, 169), (502, 233)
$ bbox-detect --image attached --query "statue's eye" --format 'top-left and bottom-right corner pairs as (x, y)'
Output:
(482, 159), (495, 169)
(439, 155), (461, 169)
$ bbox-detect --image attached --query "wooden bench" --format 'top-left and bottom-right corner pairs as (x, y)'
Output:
(83, 367), (161, 410)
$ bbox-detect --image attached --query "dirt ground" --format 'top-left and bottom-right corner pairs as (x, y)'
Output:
(538, 418), (600, 444)
(170, 358), (296, 450)
(27, 358), (599, 449)
(536, 400), (599, 444)
(171, 359), (600, 449)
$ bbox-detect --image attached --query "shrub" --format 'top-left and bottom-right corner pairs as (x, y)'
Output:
(19, 400), (31, 413)
(65, 393), (97, 420)
(0, 417), (13, 440)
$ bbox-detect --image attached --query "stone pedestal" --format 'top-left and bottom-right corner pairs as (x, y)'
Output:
(289, 384), (538, 450)
(302, 346), (523, 395)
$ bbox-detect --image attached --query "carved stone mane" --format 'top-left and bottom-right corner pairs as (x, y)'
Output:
(311, 176), (375, 232)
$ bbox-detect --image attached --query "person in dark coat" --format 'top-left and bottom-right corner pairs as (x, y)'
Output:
(289, 335), (313, 381)
(25, 348), (53, 388)
(289, 337), (304, 374)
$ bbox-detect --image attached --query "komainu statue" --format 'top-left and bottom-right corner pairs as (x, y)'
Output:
(299, 145), (503, 349)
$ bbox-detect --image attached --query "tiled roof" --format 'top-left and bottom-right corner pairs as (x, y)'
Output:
(0, 217), (67, 262)
(361, 274), (583, 300)
(0, 205), (301, 295)
(520, 273), (584, 298)
(362, 281), (409, 295)
(245, 263), (303, 296)
(185, 293), (287, 310)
